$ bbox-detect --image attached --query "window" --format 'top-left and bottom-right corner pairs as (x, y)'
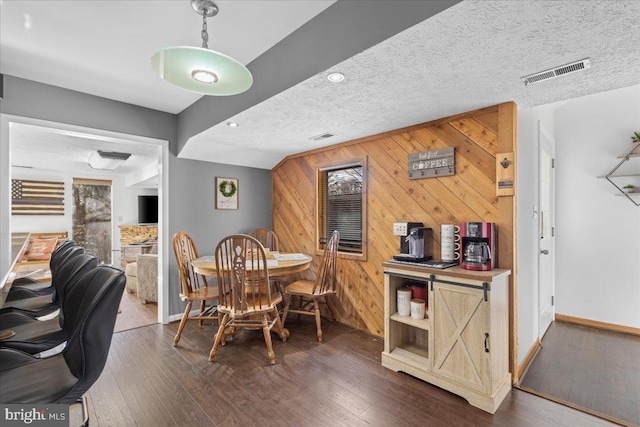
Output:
(317, 160), (366, 258)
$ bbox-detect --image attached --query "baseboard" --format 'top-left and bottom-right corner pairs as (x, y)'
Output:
(167, 309), (200, 323)
(516, 338), (541, 382)
(168, 313), (183, 323)
(555, 313), (640, 337)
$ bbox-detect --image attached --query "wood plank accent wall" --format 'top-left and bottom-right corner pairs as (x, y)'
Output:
(272, 103), (517, 349)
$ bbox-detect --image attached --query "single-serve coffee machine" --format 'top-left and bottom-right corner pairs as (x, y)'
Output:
(392, 222), (433, 263)
(460, 222), (496, 271)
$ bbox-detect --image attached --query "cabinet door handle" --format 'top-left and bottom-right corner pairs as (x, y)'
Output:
(484, 333), (490, 353)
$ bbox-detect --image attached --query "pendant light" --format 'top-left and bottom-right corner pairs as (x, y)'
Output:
(151, 0), (253, 96)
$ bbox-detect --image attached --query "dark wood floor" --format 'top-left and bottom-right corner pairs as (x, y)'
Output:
(520, 321), (640, 427)
(88, 318), (615, 426)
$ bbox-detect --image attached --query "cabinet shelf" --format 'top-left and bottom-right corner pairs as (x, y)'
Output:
(390, 312), (430, 330)
(598, 173), (640, 178)
(387, 345), (429, 365)
(605, 143), (640, 206)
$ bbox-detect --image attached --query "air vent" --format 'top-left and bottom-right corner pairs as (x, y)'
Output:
(309, 132), (336, 141)
(522, 58), (591, 86)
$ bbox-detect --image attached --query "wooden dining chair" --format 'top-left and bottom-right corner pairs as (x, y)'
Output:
(248, 228), (280, 251)
(282, 230), (340, 342)
(208, 234), (288, 365)
(172, 231), (219, 347)
(249, 227), (285, 296)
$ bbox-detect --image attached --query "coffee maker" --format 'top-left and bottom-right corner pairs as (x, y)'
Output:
(393, 223), (434, 263)
(459, 222), (496, 271)
(393, 222), (423, 255)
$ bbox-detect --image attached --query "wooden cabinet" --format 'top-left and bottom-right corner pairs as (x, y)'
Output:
(382, 262), (511, 413)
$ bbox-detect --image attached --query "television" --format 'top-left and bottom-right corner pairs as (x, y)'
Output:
(138, 195), (158, 224)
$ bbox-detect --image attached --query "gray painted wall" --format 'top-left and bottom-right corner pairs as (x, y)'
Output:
(167, 156), (271, 314)
(2, 75), (178, 153)
(1, 75), (272, 318)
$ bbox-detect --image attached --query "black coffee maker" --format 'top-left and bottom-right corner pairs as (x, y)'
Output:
(393, 224), (433, 263)
(459, 222), (496, 271)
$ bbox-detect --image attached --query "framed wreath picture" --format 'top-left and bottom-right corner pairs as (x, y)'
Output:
(216, 177), (239, 210)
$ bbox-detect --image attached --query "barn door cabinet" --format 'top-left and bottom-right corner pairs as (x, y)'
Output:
(382, 262), (511, 413)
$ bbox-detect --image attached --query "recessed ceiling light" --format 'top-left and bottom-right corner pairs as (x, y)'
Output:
(327, 72), (345, 83)
(226, 122), (239, 127)
(191, 69), (219, 84)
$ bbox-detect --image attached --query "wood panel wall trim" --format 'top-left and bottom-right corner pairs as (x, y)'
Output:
(272, 101), (518, 354)
(515, 338), (540, 383)
(496, 101), (518, 384)
(273, 105), (500, 170)
(555, 314), (640, 337)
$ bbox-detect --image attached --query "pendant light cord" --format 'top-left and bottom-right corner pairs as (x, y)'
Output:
(201, 14), (209, 49)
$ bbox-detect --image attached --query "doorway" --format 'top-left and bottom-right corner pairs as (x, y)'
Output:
(538, 122), (555, 338)
(1, 114), (170, 325)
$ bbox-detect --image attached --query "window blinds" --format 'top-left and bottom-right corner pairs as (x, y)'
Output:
(322, 166), (363, 253)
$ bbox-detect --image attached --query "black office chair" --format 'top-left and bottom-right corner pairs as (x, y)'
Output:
(2, 245), (84, 310)
(0, 253), (99, 346)
(0, 265), (126, 405)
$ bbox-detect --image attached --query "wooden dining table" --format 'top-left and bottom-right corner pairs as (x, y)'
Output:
(191, 252), (313, 277)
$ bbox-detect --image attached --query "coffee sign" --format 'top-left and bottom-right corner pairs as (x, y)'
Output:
(408, 147), (455, 179)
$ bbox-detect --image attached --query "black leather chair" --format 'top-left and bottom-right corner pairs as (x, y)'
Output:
(2, 245), (84, 310)
(0, 265), (126, 404)
(0, 253), (99, 345)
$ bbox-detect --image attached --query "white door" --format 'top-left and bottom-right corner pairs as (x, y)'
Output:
(538, 122), (556, 338)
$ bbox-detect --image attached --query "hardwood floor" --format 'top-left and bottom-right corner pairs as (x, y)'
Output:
(88, 318), (615, 426)
(113, 289), (157, 333)
(519, 321), (640, 427)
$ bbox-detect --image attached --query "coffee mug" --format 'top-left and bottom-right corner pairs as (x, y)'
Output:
(397, 288), (412, 317)
(410, 299), (426, 320)
(441, 244), (460, 262)
(441, 224), (461, 262)
(441, 224), (460, 240)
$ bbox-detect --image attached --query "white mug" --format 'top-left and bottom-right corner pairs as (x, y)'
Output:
(441, 244), (460, 262)
(410, 299), (426, 320)
(397, 288), (412, 317)
(441, 224), (460, 241)
(441, 224), (461, 262)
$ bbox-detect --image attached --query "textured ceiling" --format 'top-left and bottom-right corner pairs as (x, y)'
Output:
(3, 0), (640, 175)
(181, 0), (640, 169)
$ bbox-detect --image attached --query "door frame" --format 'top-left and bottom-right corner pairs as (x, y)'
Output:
(537, 121), (556, 339)
(1, 114), (171, 324)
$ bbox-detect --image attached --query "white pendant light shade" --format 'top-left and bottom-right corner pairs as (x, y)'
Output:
(151, 0), (253, 96)
(151, 46), (253, 96)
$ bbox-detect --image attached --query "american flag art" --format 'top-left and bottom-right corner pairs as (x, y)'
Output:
(11, 179), (65, 215)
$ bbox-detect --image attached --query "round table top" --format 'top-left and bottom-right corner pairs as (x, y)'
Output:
(191, 252), (312, 277)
